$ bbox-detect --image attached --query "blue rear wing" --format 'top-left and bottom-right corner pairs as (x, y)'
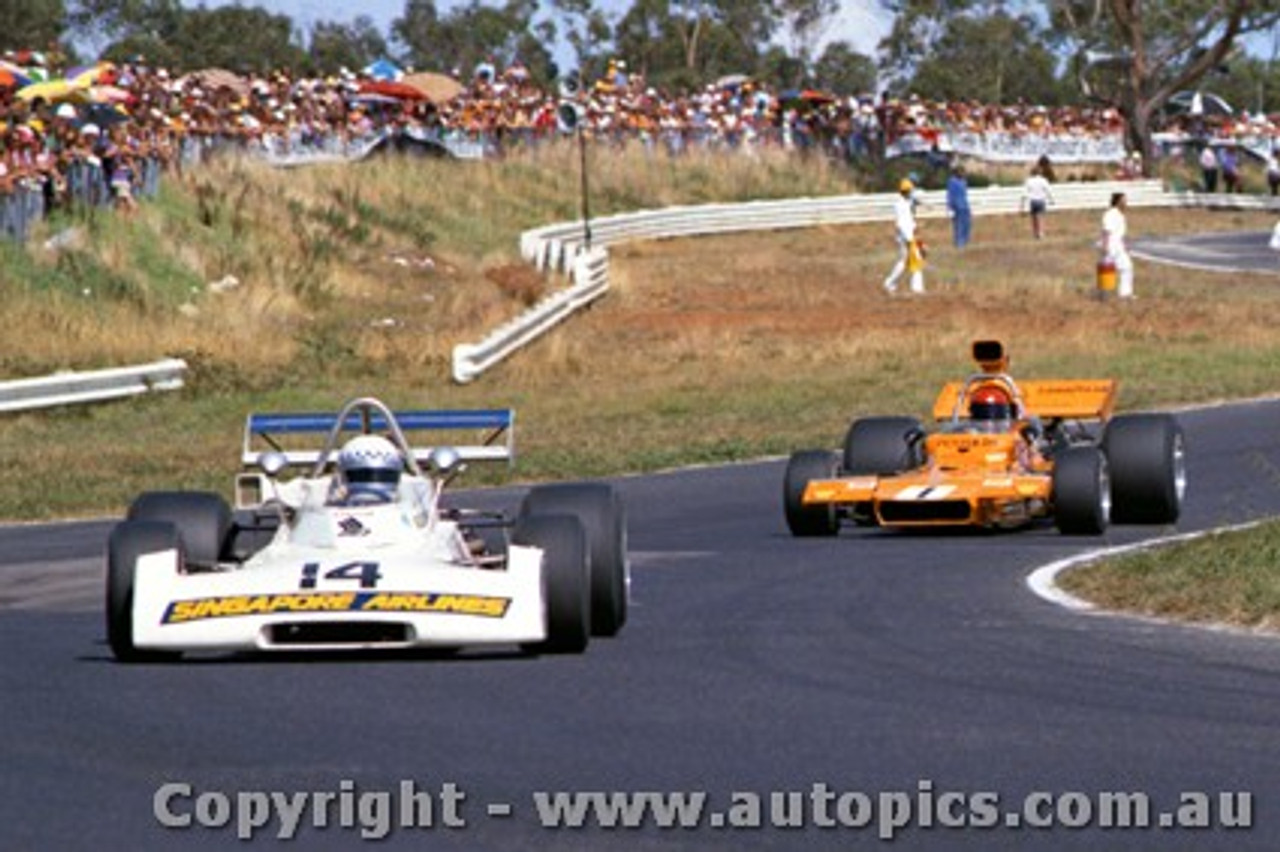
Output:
(242, 408), (515, 469)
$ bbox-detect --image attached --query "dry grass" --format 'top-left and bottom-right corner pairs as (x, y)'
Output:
(0, 144), (858, 380)
(507, 205), (1280, 409)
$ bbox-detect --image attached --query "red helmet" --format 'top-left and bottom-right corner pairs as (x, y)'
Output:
(970, 385), (1014, 423)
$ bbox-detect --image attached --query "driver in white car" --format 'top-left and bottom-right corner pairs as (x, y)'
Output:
(330, 435), (404, 506)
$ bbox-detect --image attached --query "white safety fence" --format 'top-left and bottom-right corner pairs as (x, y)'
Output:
(452, 249), (608, 384)
(453, 179), (1280, 383)
(0, 358), (187, 413)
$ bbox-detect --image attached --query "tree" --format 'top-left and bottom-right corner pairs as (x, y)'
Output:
(611, 0), (771, 90)
(393, 0), (445, 69)
(714, 0), (780, 67)
(756, 44), (807, 90)
(394, 0), (540, 79)
(774, 0), (839, 86)
(70, 0), (304, 72)
(906, 11), (1060, 104)
(510, 23), (559, 85)
(1052, 0), (1280, 168)
(67, 0), (182, 51)
(307, 16), (389, 75)
(1205, 53), (1280, 118)
(0, 0), (68, 54)
(90, 0), (184, 67)
(550, 0), (613, 73)
(812, 41), (877, 95)
(167, 7), (303, 73)
(877, 0), (976, 89)
(669, 0), (715, 73)
(613, 0), (685, 83)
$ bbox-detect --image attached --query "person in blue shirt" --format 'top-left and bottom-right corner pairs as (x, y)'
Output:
(1219, 146), (1239, 193)
(946, 164), (971, 248)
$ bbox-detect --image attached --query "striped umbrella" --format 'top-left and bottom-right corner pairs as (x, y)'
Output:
(15, 78), (90, 103)
(0, 62), (33, 89)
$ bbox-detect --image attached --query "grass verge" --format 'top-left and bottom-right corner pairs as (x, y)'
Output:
(1059, 521), (1280, 634)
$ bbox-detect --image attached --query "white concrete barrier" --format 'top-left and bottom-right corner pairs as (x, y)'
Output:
(0, 358), (187, 413)
(452, 249), (608, 384)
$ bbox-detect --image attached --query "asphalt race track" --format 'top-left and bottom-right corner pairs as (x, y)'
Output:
(3, 400), (1280, 851)
(1132, 229), (1280, 276)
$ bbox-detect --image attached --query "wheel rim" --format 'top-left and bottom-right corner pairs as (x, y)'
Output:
(1098, 456), (1112, 523)
(1171, 432), (1187, 504)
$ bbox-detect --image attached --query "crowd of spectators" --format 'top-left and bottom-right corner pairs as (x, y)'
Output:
(2, 47), (1278, 240)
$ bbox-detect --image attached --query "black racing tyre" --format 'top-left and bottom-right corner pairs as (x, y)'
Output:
(519, 483), (628, 637)
(127, 491), (232, 569)
(1052, 447), (1111, 535)
(1102, 414), (1186, 525)
(842, 416), (925, 475)
(783, 450), (840, 537)
(512, 514), (590, 654)
(106, 521), (182, 663)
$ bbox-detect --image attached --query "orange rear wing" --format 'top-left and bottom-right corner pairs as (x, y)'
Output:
(933, 379), (1118, 422)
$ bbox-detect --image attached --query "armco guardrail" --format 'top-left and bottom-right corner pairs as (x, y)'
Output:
(518, 180), (1170, 274)
(457, 178), (1268, 383)
(0, 358), (187, 413)
(1167, 191), (1280, 213)
(452, 249), (608, 384)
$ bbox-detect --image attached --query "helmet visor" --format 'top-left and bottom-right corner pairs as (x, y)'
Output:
(346, 468), (401, 485)
(970, 402), (1012, 421)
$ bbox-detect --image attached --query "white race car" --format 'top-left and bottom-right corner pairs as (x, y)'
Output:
(106, 396), (628, 661)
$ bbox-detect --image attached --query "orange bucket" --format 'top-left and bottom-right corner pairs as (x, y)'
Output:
(1096, 259), (1117, 294)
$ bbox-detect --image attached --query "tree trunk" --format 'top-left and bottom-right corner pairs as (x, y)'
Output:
(1126, 105), (1153, 177)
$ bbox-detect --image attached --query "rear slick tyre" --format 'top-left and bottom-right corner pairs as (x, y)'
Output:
(127, 491), (232, 569)
(842, 416), (925, 475)
(1103, 414), (1186, 524)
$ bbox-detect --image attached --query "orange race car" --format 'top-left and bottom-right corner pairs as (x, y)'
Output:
(783, 340), (1186, 536)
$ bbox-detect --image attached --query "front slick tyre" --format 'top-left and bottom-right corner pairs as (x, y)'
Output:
(783, 450), (840, 537)
(514, 514), (590, 655)
(1053, 447), (1111, 535)
(519, 483), (627, 637)
(106, 521), (182, 663)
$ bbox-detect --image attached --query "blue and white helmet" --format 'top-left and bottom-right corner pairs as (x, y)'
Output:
(338, 435), (403, 502)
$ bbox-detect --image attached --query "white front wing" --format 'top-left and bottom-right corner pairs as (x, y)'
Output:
(131, 544), (546, 653)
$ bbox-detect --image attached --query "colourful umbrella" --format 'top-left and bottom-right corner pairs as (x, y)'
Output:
(362, 58), (403, 81)
(0, 61), (33, 89)
(358, 79), (427, 101)
(176, 68), (249, 97)
(402, 72), (465, 103)
(89, 84), (133, 104)
(0, 68), (31, 89)
(15, 78), (90, 103)
(66, 62), (114, 87)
